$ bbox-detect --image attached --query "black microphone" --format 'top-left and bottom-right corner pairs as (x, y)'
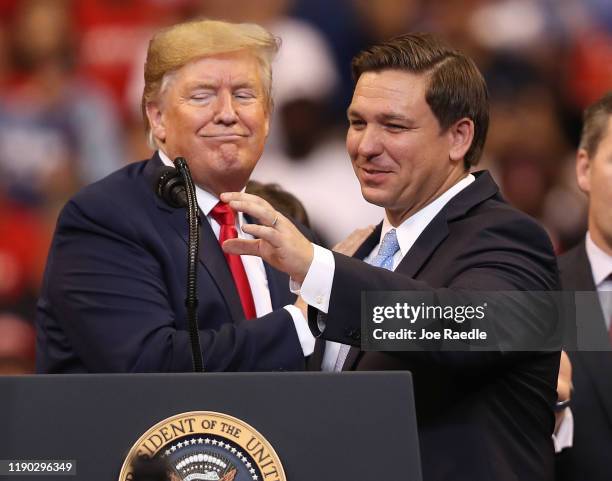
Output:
(155, 166), (187, 208)
(153, 158), (204, 372)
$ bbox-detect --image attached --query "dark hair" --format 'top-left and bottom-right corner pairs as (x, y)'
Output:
(352, 33), (489, 168)
(246, 181), (310, 228)
(580, 91), (612, 157)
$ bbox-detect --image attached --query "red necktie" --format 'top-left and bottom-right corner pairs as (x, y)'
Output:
(210, 202), (257, 320)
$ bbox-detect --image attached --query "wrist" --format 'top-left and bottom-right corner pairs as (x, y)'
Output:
(554, 398), (571, 412)
(291, 243), (314, 284)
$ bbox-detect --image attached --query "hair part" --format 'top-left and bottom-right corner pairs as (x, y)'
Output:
(351, 33), (489, 168)
(579, 91), (612, 157)
(142, 19), (279, 149)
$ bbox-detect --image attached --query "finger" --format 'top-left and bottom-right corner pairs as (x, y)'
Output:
(228, 199), (282, 227)
(221, 191), (272, 209)
(222, 238), (261, 256)
(241, 223), (282, 247)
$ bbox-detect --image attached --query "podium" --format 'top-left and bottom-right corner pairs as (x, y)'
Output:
(0, 372), (421, 481)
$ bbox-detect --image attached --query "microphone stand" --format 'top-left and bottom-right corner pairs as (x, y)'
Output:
(173, 157), (204, 372)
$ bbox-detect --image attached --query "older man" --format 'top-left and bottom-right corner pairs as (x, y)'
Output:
(223, 34), (560, 481)
(36, 20), (314, 373)
(556, 92), (612, 481)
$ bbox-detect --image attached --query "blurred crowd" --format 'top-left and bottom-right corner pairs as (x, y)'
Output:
(0, 0), (611, 373)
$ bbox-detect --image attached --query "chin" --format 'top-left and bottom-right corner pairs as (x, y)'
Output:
(361, 187), (390, 208)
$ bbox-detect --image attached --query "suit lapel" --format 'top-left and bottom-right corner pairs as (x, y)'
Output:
(342, 213), (451, 369)
(198, 217), (246, 322)
(344, 171), (500, 371)
(578, 351), (612, 427)
(560, 242), (597, 290)
(395, 214), (449, 278)
(561, 242), (612, 427)
(342, 225), (383, 371)
(144, 156), (245, 322)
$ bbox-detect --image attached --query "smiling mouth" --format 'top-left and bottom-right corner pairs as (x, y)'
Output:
(201, 134), (246, 140)
(362, 167), (392, 175)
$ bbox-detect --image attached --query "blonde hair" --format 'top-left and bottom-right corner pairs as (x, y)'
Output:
(142, 19), (279, 147)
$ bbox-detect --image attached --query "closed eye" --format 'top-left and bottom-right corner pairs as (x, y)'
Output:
(190, 93), (213, 102)
(385, 123), (408, 131)
(234, 90), (256, 100)
(349, 119), (366, 129)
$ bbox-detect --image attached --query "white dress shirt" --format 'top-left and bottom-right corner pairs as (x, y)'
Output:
(294, 173), (476, 371)
(552, 232), (612, 453)
(585, 232), (612, 329)
(158, 151), (314, 356)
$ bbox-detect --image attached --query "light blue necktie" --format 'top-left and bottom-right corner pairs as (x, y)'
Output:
(334, 229), (400, 371)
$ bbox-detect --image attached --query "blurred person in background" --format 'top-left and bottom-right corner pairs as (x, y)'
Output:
(0, 314), (35, 374)
(246, 180), (310, 228)
(251, 17), (382, 246)
(0, 190), (49, 322)
(0, 0), (124, 215)
(73, 0), (189, 117)
(74, 0), (192, 161)
(556, 92), (612, 481)
(484, 58), (585, 251)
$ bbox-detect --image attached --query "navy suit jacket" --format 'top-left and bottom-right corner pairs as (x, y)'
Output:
(309, 171), (561, 481)
(36, 156), (306, 373)
(556, 242), (612, 481)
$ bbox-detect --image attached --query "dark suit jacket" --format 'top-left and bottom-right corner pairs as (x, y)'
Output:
(309, 171), (561, 481)
(556, 241), (612, 481)
(36, 155), (306, 373)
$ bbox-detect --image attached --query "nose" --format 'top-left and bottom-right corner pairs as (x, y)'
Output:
(213, 91), (238, 125)
(354, 125), (383, 159)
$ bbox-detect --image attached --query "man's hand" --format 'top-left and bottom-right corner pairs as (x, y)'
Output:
(555, 350), (573, 433)
(333, 226), (375, 256)
(220, 192), (314, 283)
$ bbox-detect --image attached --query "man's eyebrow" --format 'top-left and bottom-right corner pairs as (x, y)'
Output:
(183, 80), (258, 92)
(378, 113), (415, 123)
(183, 81), (217, 91)
(232, 80), (257, 89)
(346, 108), (415, 124)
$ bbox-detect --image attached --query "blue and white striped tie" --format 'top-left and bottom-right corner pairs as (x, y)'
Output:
(334, 228), (400, 371)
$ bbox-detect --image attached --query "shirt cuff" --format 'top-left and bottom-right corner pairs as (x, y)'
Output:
(291, 243), (335, 314)
(552, 407), (574, 453)
(283, 305), (315, 357)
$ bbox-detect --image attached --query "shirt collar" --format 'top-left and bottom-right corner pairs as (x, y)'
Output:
(380, 174), (476, 256)
(585, 232), (612, 286)
(158, 150), (248, 225)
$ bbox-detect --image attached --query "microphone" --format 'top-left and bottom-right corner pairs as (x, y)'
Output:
(153, 157), (204, 372)
(155, 166), (187, 208)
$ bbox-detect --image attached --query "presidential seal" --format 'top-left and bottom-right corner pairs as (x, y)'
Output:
(119, 411), (286, 481)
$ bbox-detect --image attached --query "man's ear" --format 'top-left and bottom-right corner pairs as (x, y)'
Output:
(576, 149), (591, 195)
(146, 102), (166, 144)
(448, 117), (475, 164)
(264, 114), (270, 139)
(262, 104), (271, 139)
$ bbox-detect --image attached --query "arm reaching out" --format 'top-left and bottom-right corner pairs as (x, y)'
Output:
(221, 191), (314, 283)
